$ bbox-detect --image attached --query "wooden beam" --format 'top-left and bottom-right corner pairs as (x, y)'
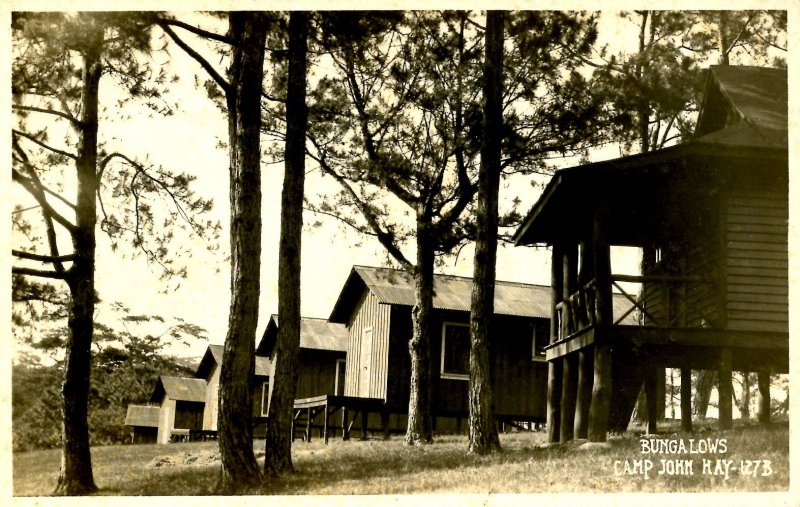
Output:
(718, 349), (733, 430)
(323, 401), (329, 445)
(588, 209), (612, 442)
(306, 407), (313, 442)
(342, 407), (350, 441)
(680, 368), (693, 432)
(560, 353), (578, 443)
(546, 359), (563, 443)
(574, 348), (593, 439)
(644, 367), (658, 435)
(360, 410), (368, 440)
(757, 369), (771, 425)
(551, 243), (564, 345)
(381, 411), (390, 440)
(588, 343), (612, 442)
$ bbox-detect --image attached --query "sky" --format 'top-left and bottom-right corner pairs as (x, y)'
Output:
(6, 8), (792, 365)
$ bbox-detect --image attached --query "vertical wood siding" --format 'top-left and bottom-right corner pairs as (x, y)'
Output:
(725, 193), (788, 332)
(344, 289), (390, 399)
(386, 306), (547, 419)
(202, 364), (220, 430)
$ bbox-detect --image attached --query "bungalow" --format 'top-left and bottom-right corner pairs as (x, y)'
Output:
(150, 375), (207, 444)
(328, 265), (635, 432)
(194, 344), (272, 433)
(512, 66), (788, 442)
(124, 404), (160, 444)
(256, 315), (348, 411)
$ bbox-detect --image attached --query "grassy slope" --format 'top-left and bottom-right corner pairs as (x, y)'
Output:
(13, 420), (788, 496)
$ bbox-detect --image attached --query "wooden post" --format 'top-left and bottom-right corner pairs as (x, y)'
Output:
(547, 242), (565, 444)
(644, 367), (658, 434)
(574, 348), (593, 439)
(718, 349), (733, 430)
(680, 368), (692, 432)
(588, 209), (613, 442)
(306, 407), (312, 442)
(360, 410), (368, 440)
(757, 370), (771, 424)
(547, 360), (563, 443)
(342, 407), (350, 441)
(560, 353), (578, 443)
(323, 402), (329, 445)
(290, 410), (296, 442)
(381, 411), (390, 440)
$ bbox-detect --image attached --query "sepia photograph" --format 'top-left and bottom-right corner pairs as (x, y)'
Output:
(5, 4), (793, 503)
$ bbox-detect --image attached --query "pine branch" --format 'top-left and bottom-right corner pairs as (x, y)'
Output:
(156, 17), (237, 46)
(12, 266), (68, 280)
(13, 129), (77, 160)
(12, 249), (75, 263)
(12, 104), (78, 124)
(11, 169), (77, 233)
(159, 23), (231, 95)
(308, 136), (413, 270)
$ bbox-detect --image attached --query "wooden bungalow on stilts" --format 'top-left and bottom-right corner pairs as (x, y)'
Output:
(513, 66), (789, 443)
(194, 344), (272, 438)
(256, 315), (349, 441)
(327, 265), (579, 434)
(124, 404), (160, 444)
(151, 375), (207, 443)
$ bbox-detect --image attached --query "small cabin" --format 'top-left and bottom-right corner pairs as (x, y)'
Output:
(194, 344), (271, 432)
(150, 375), (207, 443)
(513, 66), (788, 443)
(256, 315), (348, 410)
(328, 265), (560, 431)
(124, 404), (159, 444)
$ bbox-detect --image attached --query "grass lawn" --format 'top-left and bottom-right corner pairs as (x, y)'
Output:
(13, 419), (789, 496)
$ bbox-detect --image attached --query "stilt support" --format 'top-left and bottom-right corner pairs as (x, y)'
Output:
(757, 369), (771, 425)
(680, 368), (692, 432)
(718, 349), (733, 430)
(547, 359), (563, 443)
(574, 348), (593, 439)
(560, 353), (578, 443)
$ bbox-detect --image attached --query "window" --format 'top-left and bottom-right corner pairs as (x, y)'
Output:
(334, 359), (346, 396)
(260, 380), (270, 416)
(440, 322), (470, 380)
(532, 324), (546, 361)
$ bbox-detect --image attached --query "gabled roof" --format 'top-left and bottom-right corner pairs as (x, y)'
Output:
(257, 316), (348, 357)
(513, 65), (787, 246)
(125, 404), (160, 427)
(330, 266), (639, 326)
(695, 66), (787, 147)
(195, 343), (272, 379)
(150, 375), (207, 403)
(329, 266), (553, 322)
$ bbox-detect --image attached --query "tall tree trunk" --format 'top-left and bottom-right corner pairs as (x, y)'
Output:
(467, 10), (503, 455)
(737, 372), (751, 422)
(693, 369), (717, 419)
(216, 12), (268, 492)
(264, 10), (308, 477)
(406, 223), (434, 445)
(54, 42), (102, 496)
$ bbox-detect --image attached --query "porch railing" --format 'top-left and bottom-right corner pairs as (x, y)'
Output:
(554, 274), (717, 342)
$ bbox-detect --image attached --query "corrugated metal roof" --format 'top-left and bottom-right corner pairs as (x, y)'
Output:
(158, 376), (207, 403)
(125, 404), (160, 427)
(258, 315), (349, 356)
(355, 266), (552, 318)
(696, 66), (787, 148)
(196, 344), (271, 378)
(351, 266), (636, 323)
